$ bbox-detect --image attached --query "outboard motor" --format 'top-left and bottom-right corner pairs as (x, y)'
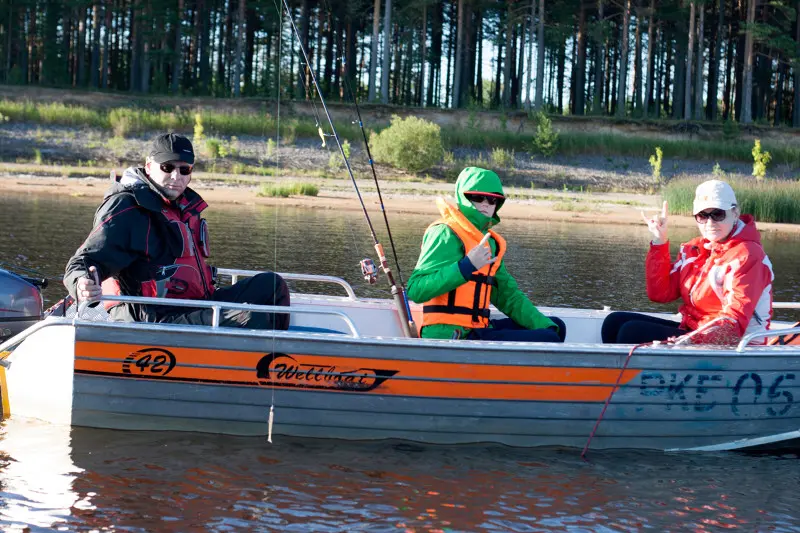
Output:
(0, 268), (44, 343)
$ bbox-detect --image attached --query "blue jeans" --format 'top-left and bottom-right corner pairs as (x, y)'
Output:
(467, 317), (565, 343)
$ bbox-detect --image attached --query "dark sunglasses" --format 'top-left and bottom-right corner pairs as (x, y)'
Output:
(467, 194), (502, 206)
(159, 163), (193, 175)
(695, 208), (727, 223)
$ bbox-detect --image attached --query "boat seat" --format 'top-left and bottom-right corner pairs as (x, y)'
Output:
(287, 325), (345, 335)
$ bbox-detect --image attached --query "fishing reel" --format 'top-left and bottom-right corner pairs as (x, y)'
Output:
(360, 258), (378, 285)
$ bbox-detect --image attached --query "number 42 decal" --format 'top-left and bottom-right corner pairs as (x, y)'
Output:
(122, 348), (177, 376)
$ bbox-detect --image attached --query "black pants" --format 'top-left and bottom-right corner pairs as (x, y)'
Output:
(154, 272), (290, 330)
(601, 311), (684, 344)
(467, 317), (566, 343)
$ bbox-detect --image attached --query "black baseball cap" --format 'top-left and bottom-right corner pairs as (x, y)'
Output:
(148, 133), (195, 165)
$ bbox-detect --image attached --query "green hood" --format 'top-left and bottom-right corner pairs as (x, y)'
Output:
(454, 167), (505, 230)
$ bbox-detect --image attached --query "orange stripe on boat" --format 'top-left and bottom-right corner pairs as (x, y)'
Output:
(74, 341), (640, 402)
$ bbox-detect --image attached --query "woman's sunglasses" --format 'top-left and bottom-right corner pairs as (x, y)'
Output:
(160, 163), (193, 176)
(467, 194), (502, 206)
(695, 208), (727, 223)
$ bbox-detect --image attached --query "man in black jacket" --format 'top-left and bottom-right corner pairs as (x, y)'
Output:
(64, 133), (290, 329)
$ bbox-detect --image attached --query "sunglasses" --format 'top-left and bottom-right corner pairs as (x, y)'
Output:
(159, 163), (193, 176)
(467, 194), (502, 206)
(695, 208), (727, 223)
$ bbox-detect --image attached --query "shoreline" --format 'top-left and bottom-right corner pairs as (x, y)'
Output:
(3, 172), (800, 234)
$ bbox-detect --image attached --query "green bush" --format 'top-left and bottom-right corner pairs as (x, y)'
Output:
(204, 138), (221, 158)
(752, 139), (771, 181)
(257, 182), (319, 197)
(491, 147), (515, 169)
(648, 146), (663, 184)
(533, 112), (559, 157)
(370, 115), (444, 172)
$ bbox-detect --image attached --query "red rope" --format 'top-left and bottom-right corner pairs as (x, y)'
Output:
(581, 341), (652, 460)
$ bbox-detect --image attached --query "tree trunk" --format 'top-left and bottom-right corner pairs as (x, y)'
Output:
(345, 15), (357, 98)
(101, 2), (110, 88)
(323, 12), (333, 96)
(368, 0), (380, 101)
(171, 0), (183, 93)
(643, 0), (655, 117)
(655, 32), (663, 115)
(664, 35), (672, 115)
(140, 0), (151, 93)
(493, 23), (503, 106)
(292, 0), (307, 99)
(525, 0), (536, 110)
(129, 2), (139, 91)
(592, 0), (604, 114)
(476, 19), (483, 104)
(420, 4), (427, 107)
(556, 38), (565, 112)
(693, 4), (704, 119)
(77, 7), (87, 85)
(616, 0), (630, 117)
(775, 62), (785, 125)
(453, 0), (465, 107)
(707, 0), (723, 119)
(90, 3), (101, 87)
(232, 0), (244, 96)
(574, 3), (586, 114)
(428, 2), (442, 106)
(500, 0), (512, 107)
(244, 4), (256, 95)
(684, 1), (695, 119)
(723, 23), (733, 120)
(381, 0), (392, 103)
(198, 0), (210, 94)
(741, 0), (755, 123)
(794, 0), (800, 127)
(535, 0), (545, 109)
(633, 3), (642, 115)
(516, 15), (526, 108)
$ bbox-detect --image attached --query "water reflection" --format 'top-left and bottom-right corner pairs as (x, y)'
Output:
(0, 420), (798, 531)
(0, 419), (84, 530)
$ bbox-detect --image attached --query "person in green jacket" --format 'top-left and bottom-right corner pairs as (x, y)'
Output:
(407, 167), (565, 342)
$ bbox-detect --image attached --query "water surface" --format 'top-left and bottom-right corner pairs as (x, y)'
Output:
(1, 191), (799, 531)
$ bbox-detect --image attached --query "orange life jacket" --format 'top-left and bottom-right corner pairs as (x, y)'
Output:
(769, 322), (800, 346)
(421, 198), (506, 329)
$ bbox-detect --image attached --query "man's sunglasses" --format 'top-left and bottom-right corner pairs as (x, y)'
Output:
(159, 163), (193, 176)
(695, 208), (727, 223)
(467, 194), (503, 206)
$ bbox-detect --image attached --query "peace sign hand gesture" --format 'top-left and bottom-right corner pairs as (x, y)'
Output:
(641, 201), (669, 245)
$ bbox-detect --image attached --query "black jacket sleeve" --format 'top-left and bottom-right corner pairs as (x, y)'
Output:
(63, 194), (150, 301)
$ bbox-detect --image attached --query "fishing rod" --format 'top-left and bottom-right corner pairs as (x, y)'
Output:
(279, 0), (417, 338)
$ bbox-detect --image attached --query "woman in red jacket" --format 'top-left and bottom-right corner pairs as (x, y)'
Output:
(602, 180), (774, 345)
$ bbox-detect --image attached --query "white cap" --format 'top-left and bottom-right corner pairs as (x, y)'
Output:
(693, 180), (737, 215)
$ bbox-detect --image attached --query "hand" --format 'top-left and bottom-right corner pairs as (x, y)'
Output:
(466, 233), (496, 270)
(641, 200), (668, 245)
(76, 266), (102, 304)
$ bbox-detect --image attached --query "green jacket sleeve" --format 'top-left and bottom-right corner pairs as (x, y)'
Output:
(491, 261), (557, 331)
(406, 225), (470, 303)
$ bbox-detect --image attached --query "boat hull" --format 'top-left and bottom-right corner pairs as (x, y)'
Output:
(7, 317), (799, 451)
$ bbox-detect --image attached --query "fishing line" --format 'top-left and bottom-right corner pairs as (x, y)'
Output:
(279, 0), (416, 337)
(0, 261), (61, 282)
(318, 0), (406, 286)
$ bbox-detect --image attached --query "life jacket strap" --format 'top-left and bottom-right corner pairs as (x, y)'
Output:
(422, 305), (491, 319)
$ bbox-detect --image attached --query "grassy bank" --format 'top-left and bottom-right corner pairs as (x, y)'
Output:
(2, 98), (800, 170)
(664, 177), (800, 224)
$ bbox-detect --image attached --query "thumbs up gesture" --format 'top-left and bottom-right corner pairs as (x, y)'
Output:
(641, 201), (669, 245)
(466, 233), (496, 270)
